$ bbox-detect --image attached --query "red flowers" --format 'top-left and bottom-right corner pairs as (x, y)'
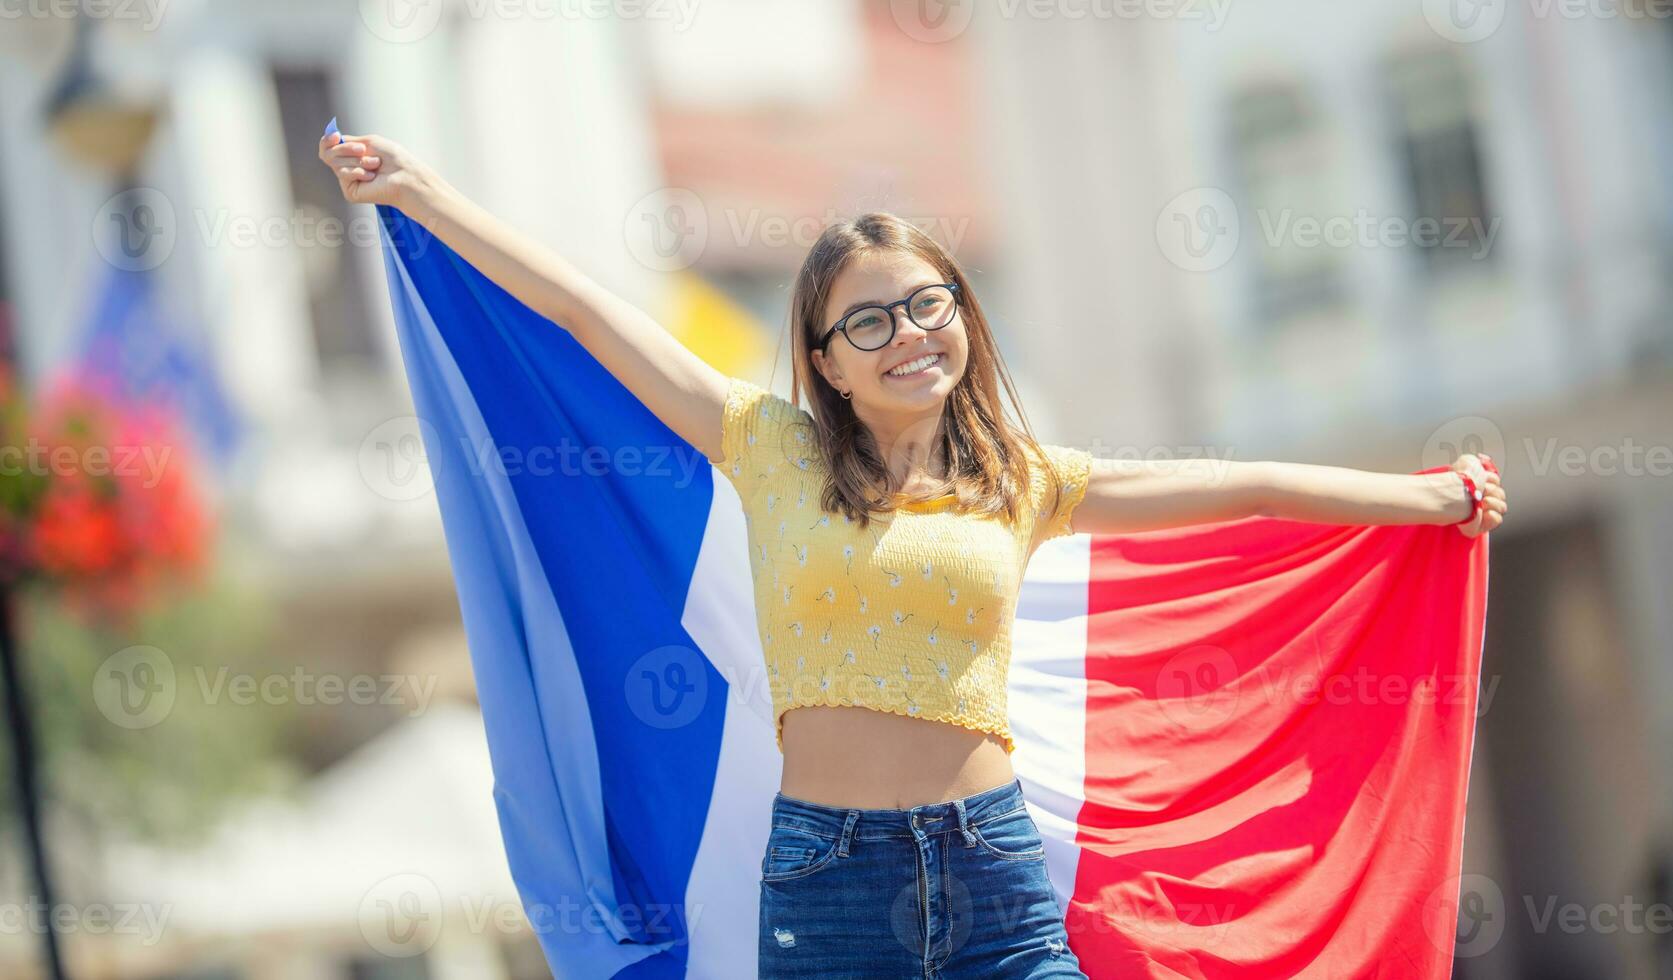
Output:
(0, 363), (211, 623)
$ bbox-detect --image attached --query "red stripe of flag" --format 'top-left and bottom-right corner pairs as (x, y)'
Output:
(1065, 505), (1489, 978)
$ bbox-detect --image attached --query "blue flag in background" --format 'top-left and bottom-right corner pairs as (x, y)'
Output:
(62, 263), (242, 469)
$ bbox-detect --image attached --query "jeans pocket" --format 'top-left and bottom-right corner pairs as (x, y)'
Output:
(760, 824), (841, 882)
(971, 806), (1047, 861)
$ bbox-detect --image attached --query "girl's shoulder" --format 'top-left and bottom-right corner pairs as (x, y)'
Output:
(723, 377), (813, 431)
(1020, 439), (1094, 544)
(717, 377), (821, 497)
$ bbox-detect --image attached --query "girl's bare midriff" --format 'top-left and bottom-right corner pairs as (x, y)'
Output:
(778, 705), (1017, 809)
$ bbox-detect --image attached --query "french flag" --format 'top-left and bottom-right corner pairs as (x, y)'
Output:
(374, 200), (1489, 979)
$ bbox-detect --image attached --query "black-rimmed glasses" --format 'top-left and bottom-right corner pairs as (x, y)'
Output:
(817, 282), (961, 352)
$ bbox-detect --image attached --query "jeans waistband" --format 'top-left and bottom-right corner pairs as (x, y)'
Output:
(770, 776), (1028, 843)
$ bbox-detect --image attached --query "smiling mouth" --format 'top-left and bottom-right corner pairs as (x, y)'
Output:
(884, 352), (944, 379)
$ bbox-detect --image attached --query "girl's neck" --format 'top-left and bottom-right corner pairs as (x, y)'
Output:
(853, 400), (950, 489)
(879, 432), (947, 491)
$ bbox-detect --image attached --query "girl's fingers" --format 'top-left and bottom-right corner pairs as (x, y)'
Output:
(330, 150), (379, 169)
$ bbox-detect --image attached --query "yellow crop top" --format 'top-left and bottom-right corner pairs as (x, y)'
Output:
(713, 376), (1093, 754)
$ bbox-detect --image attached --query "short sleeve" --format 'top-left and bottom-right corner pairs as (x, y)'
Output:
(715, 376), (813, 500)
(1031, 443), (1094, 543)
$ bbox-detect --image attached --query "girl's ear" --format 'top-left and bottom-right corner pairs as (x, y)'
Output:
(810, 347), (844, 391)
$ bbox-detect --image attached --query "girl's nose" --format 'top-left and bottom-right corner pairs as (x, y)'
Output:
(890, 307), (930, 342)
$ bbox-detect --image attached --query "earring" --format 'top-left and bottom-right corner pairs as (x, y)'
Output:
(840, 389), (853, 400)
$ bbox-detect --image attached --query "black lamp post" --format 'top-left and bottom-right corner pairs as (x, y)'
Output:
(0, 586), (63, 980)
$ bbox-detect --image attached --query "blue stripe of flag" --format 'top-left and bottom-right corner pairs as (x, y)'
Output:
(376, 202), (730, 977)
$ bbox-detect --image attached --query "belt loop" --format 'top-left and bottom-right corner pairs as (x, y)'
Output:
(838, 810), (859, 857)
(953, 799), (977, 847)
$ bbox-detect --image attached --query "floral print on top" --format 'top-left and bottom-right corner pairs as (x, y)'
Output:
(711, 376), (1093, 754)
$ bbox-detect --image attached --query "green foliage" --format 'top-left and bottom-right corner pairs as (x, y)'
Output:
(0, 576), (304, 847)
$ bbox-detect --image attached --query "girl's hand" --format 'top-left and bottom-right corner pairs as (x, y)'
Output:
(316, 130), (428, 208)
(1449, 453), (1506, 538)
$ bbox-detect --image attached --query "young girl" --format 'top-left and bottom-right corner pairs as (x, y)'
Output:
(320, 130), (1506, 978)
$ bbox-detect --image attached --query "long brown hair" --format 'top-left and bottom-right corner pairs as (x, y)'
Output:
(782, 212), (1065, 532)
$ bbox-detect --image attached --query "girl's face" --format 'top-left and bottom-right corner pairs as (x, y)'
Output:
(810, 251), (969, 414)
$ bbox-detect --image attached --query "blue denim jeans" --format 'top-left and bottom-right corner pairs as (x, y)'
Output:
(757, 776), (1088, 978)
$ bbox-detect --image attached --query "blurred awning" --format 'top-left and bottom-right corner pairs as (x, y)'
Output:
(100, 703), (521, 942)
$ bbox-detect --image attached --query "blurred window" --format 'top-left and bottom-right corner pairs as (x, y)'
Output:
(1225, 79), (1347, 326)
(271, 65), (380, 372)
(1382, 47), (1496, 278)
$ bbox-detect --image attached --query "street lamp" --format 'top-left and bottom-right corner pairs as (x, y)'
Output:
(43, 13), (161, 181)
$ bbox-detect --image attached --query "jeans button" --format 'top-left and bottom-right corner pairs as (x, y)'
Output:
(911, 814), (920, 828)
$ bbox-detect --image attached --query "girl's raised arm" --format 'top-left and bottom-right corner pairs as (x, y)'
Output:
(318, 128), (731, 466)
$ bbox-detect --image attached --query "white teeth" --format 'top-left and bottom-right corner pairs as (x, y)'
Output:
(887, 353), (941, 377)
